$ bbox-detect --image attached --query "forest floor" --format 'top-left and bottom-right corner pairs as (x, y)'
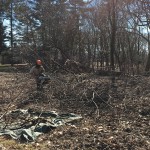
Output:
(0, 71), (149, 150)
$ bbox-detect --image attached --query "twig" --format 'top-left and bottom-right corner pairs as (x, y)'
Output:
(91, 92), (99, 117)
(0, 103), (14, 120)
(94, 90), (114, 109)
(51, 59), (79, 82)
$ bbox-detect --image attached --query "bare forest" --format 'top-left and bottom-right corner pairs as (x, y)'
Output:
(0, 0), (150, 150)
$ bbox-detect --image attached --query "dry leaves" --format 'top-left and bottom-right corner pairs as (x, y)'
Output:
(0, 72), (149, 149)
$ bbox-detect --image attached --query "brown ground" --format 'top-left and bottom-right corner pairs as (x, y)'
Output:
(0, 71), (149, 150)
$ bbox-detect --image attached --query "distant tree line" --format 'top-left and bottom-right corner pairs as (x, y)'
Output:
(0, 0), (150, 74)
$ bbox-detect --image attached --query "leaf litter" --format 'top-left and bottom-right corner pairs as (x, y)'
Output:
(0, 72), (149, 149)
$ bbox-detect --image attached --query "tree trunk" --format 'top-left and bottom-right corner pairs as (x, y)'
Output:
(145, 33), (150, 71)
(110, 0), (117, 84)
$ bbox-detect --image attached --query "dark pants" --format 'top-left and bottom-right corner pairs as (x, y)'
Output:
(36, 76), (50, 91)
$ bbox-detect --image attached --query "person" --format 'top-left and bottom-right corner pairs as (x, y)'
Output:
(30, 59), (46, 90)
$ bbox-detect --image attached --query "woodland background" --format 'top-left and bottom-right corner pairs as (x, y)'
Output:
(0, 1), (150, 150)
(0, 0), (150, 75)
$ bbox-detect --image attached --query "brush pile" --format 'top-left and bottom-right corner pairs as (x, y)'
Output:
(0, 72), (149, 149)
